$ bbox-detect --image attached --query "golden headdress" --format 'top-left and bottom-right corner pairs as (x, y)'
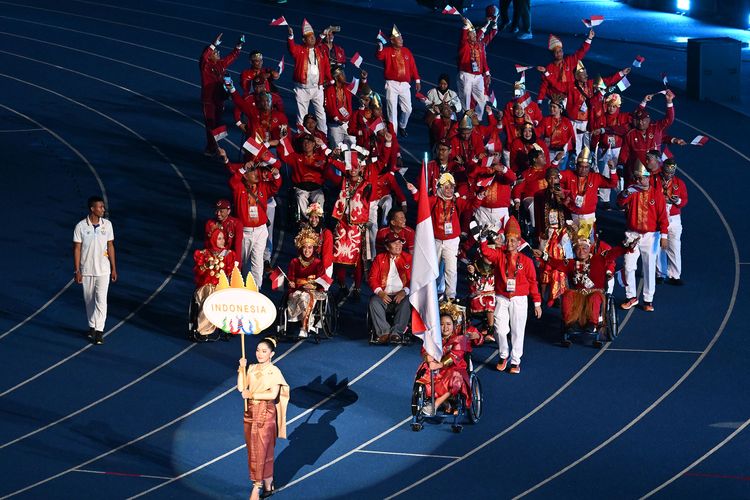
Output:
(294, 226), (320, 249)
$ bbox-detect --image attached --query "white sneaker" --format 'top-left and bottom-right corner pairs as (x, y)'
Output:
(421, 403), (434, 416)
(298, 330), (308, 338)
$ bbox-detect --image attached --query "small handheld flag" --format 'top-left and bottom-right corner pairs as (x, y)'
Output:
(415, 92), (428, 104)
(377, 30), (388, 45)
(691, 135), (709, 146)
(350, 52), (363, 68)
(269, 267), (286, 290)
(515, 64), (533, 73)
(277, 56), (285, 77)
(489, 90), (497, 108)
(315, 275), (333, 290)
(616, 77), (631, 92)
(212, 125), (228, 142)
(632, 55), (645, 68)
(369, 116), (385, 134)
(269, 16), (288, 27)
(442, 4), (460, 15)
(582, 15), (604, 28)
(661, 72), (669, 87)
(346, 77), (360, 95)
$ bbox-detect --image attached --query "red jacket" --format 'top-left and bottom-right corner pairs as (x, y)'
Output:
(317, 41), (346, 66)
(368, 252), (413, 294)
(199, 46), (240, 103)
(376, 226), (416, 254)
(375, 46), (420, 83)
(474, 166), (517, 209)
(430, 117), (458, 147)
(288, 256), (324, 290)
(509, 139), (550, 173)
(371, 170), (407, 202)
(457, 27), (489, 75)
(480, 241), (541, 303)
(204, 216), (243, 260)
(227, 170), (282, 228)
(560, 170), (618, 215)
(512, 167), (549, 201)
(539, 116), (575, 152)
(287, 38), (333, 86)
(502, 96), (543, 142)
(657, 175), (688, 216)
(537, 39), (591, 102)
(240, 67), (277, 95)
(450, 131), (485, 171)
(595, 110), (633, 151)
(324, 83), (353, 124)
(617, 184), (669, 234)
(545, 72), (624, 122)
(617, 104), (675, 180)
(427, 159), (464, 196)
(426, 195), (480, 240)
(278, 141), (329, 187)
(546, 245), (628, 290)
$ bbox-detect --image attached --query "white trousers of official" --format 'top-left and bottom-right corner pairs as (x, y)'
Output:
(294, 85), (327, 134)
(457, 71), (486, 120)
(474, 206), (509, 229)
(367, 196), (393, 258)
(242, 225), (269, 289)
(657, 214), (682, 279)
(435, 237), (459, 299)
(572, 120), (589, 157)
(328, 122), (353, 148)
(494, 295), (528, 365)
(295, 188), (325, 223)
(597, 146), (620, 203)
(264, 197), (276, 263)
(624, 230), (661, 303)
(82, 275), (109, 331)
(385, 80), (412, 130)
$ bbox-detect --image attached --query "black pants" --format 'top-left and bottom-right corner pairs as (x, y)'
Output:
(499, 0), (531, 33)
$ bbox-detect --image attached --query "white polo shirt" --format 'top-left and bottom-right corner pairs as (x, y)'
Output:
(73, 216), (114, 276)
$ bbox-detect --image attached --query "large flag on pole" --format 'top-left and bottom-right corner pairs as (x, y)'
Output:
(409, 162), (442, 362)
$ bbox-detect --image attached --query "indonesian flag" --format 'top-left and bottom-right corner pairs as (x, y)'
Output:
(279, 134), (293, 153)
(632, 55), (645, 68)
(347, 77), (360, 95)
(477, 175), (494, 188)
(350, 52), (363, 68)
(661, 72), (669, 87)
(415, 92), (428, 104)
(515, 64), (533, 73)
(409, 162), (442, 362)
(269, 16), (288, 27)
(691, 135), (709, 146)
(211, 125), (228, 142)
(489, 90), (497, 108)
(269, 267), (286, 290)
(278, 56), (285, 77)
(616, 76), (631, 92)
(479, 155), (494, 169)
(242, 137), (277, 164)
(344, 150), (359, 170)
(615, 268), (628, 288)
(377, 30), (388, 45)
(369, 116), (385, 134)
(315, 274), (333, 290)
(582, 15), (604, 27)
(442, 4), (460, 15)
(517, 92), (532, 110)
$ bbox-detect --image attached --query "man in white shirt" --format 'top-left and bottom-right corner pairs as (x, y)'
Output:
(73, 196), (117, 345)
(367, 234), (413, 344)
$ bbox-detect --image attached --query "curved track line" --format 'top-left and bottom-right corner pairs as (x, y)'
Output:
(512, 169), (742, 498)
(0, 73), (196, 397)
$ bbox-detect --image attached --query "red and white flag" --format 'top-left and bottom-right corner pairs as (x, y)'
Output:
(515, 64), (533, 73)
(415, 92), (428, 104)
(409, 162), (443, 362)
(344, 150), (359, 170)
(350, 52), (363, 68)
(489, 90), (497, 108)
(442, 4), (460, 15)
(616, 76), (631, 92)
(315, 274), (333, 291)
(279, 134), (293, 153)
(517, 93), (532, 109)
(377, 30), (388, 45)
(269, 16), (288, 27)
(242, 137), (277, 164)
(615, 268), (628, 288)
(477, 175), (494, 187)
(346, 77), (360, 95)
(278, 56), (285, 77)
(211, 125), (228, 142)
(582, 15), (604, 27)
(369, 116), (385, 134)
(661, 72), (669, 87)
(269, 267), (286, 290)
(632, 55), (645, 68)
(691, 135), (709, 146)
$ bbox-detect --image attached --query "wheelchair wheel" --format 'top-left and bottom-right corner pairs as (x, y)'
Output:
(276, 304), (289, 338)
(606, 294), (619, 340)
(468, 372), (483, 423)
(322, 293), (338, 338)
(188, 296), (198, 338)
(411, 382), (426, 417)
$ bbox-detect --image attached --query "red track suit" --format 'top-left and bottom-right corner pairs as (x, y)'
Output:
(476, 113), (504, 156)
(617, 183), (669, 304)
(204, 216), (243, 262)
(480, 241), (541, 366)
(502, 96), (543, 141)
(287, 36), (333, 133)
(450, 130), (485, 174)
(537, 38), (592, 102)
(539, 115), (576, 159)
(367, 251), (413, 337)
(508, 139), (550, 173)
(376, 225), (416, 255)
(324, 82), (353, 146)
(473, 165), (517, 228)
(457, 25), (490, 119)
(426, 159), (464, 196)
(429, 116), (458, 148)
(656, 175), (688, 280)
(594, 108), (635, 202)
(231, 93), (287, 140)
(560, 168), (618, 224)
(366, 168), (408, 259)
(277, 140), (330, 217)
(318, 40), (346, 67)
(375, 44), (420, 130)
(227, 164), (282, 288)
(617, 103), (675, 183)
(199, 45), (240, 153)
(512, 166), (549, 230)
(352, 114), (401, 172)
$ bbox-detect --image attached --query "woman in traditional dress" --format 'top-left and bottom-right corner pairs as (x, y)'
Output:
(192, 228), (236, 335)
(237, 338), (290, 500)
(286, 227), (325, 338)
(303, 202), (334, 280)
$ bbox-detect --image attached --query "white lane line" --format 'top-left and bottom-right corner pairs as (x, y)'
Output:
(0, 127), (44, 132)
(0, 340), (303, 499)
(355, 450), (461, 460)
(0, 344), (195, 449)
(640, 417), (750, 499)
(126, 345), (403, 499)
(606, 348), (703, 354)
(511, 169), (741, 499)
(72, 469), (173, 481)
(0, 73), (196, 398)
(0, 280), (74, 341)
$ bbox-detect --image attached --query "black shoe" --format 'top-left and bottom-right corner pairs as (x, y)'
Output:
(260, 482), (275, 498)
(350, 288), (361, 301)
(87, 327), (95, 341)
(666, 278), (684, 286)
(398, 127), (408, 138)
(655, 276), (665, 285)
(94, 331), (104, 345)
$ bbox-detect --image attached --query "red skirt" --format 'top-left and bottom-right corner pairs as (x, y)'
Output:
(333, 221), (364, 266)
(243, 401), (277, 482)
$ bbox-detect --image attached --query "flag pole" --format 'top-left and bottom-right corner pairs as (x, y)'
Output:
(241, 333), (247, 412)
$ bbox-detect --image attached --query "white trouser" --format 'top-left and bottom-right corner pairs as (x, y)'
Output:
(82, 275), (109, 331)
(293, 85), (327, 134)
(328, 122), (353, 147)
(572, 120), (589, 157)
(457, 71), (486, 120)
(242, 225), (269, 289)
(571, 212), (596, 230)
(385, 80), (412, 129)
(295, 188), (325, 222)
(435, 237), (459, 299)
(522, 197), (535, 229)
(657, 214), (682, 279)
(624, 230), (661, 302)
(264, 197), (276, 263)
(474, 206), (509, 229)
(494, 295), (528, 365)
(597, 146), (621, 203)
(367, 196), (393, 258)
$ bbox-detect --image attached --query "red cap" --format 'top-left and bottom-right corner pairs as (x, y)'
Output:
(215, 199), (231, 209)
(384, 232), (407, 244)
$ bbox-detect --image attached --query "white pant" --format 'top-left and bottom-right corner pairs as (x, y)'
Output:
(385, 80), (412, 130)
(328, 122), (353, 148)
(657, 214), (682, 279)
(264, 197), (276, 263)
(242, 225), (269, 289)
(572, 119), (589, 157)
(82, 275), (109, 331)
(294, 85), (327, 134)
(597, 146), (620, 203)
(474, 206), (509, 229)
(295, 188), (324, 223)
(623, 230), (661, 303)
(494, 295), (528, 365)
(522, 197), (535, 230)
(435, 237), (459, 299)
(457, 71), (486, 120)
(367, 196), (393, 258)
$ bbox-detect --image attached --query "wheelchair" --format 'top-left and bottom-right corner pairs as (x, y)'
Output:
(560, 291), (618, 349)
(188, 294), (224, 342)
(366, 302), (413, 345)
(276, 288), (338, 343)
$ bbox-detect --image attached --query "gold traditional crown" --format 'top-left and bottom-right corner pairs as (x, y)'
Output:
(439, 300), (463, 322)
(294, 227), (320, 249)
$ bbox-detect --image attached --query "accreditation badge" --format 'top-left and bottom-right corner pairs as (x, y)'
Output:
(575, 195), (585, 208)
(339, 107), (349, 118)
(506, 278), (516, 293)
(548, 210), (559, 227)
(248, 206), (259, 220)
(444, 222), (453, 235)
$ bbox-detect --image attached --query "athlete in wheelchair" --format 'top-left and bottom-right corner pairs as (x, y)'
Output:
(411, 302), (483, 432)
(276, 227), (337, 342)
(367, 233), (413, 345)
(534, 223), (637, 347)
